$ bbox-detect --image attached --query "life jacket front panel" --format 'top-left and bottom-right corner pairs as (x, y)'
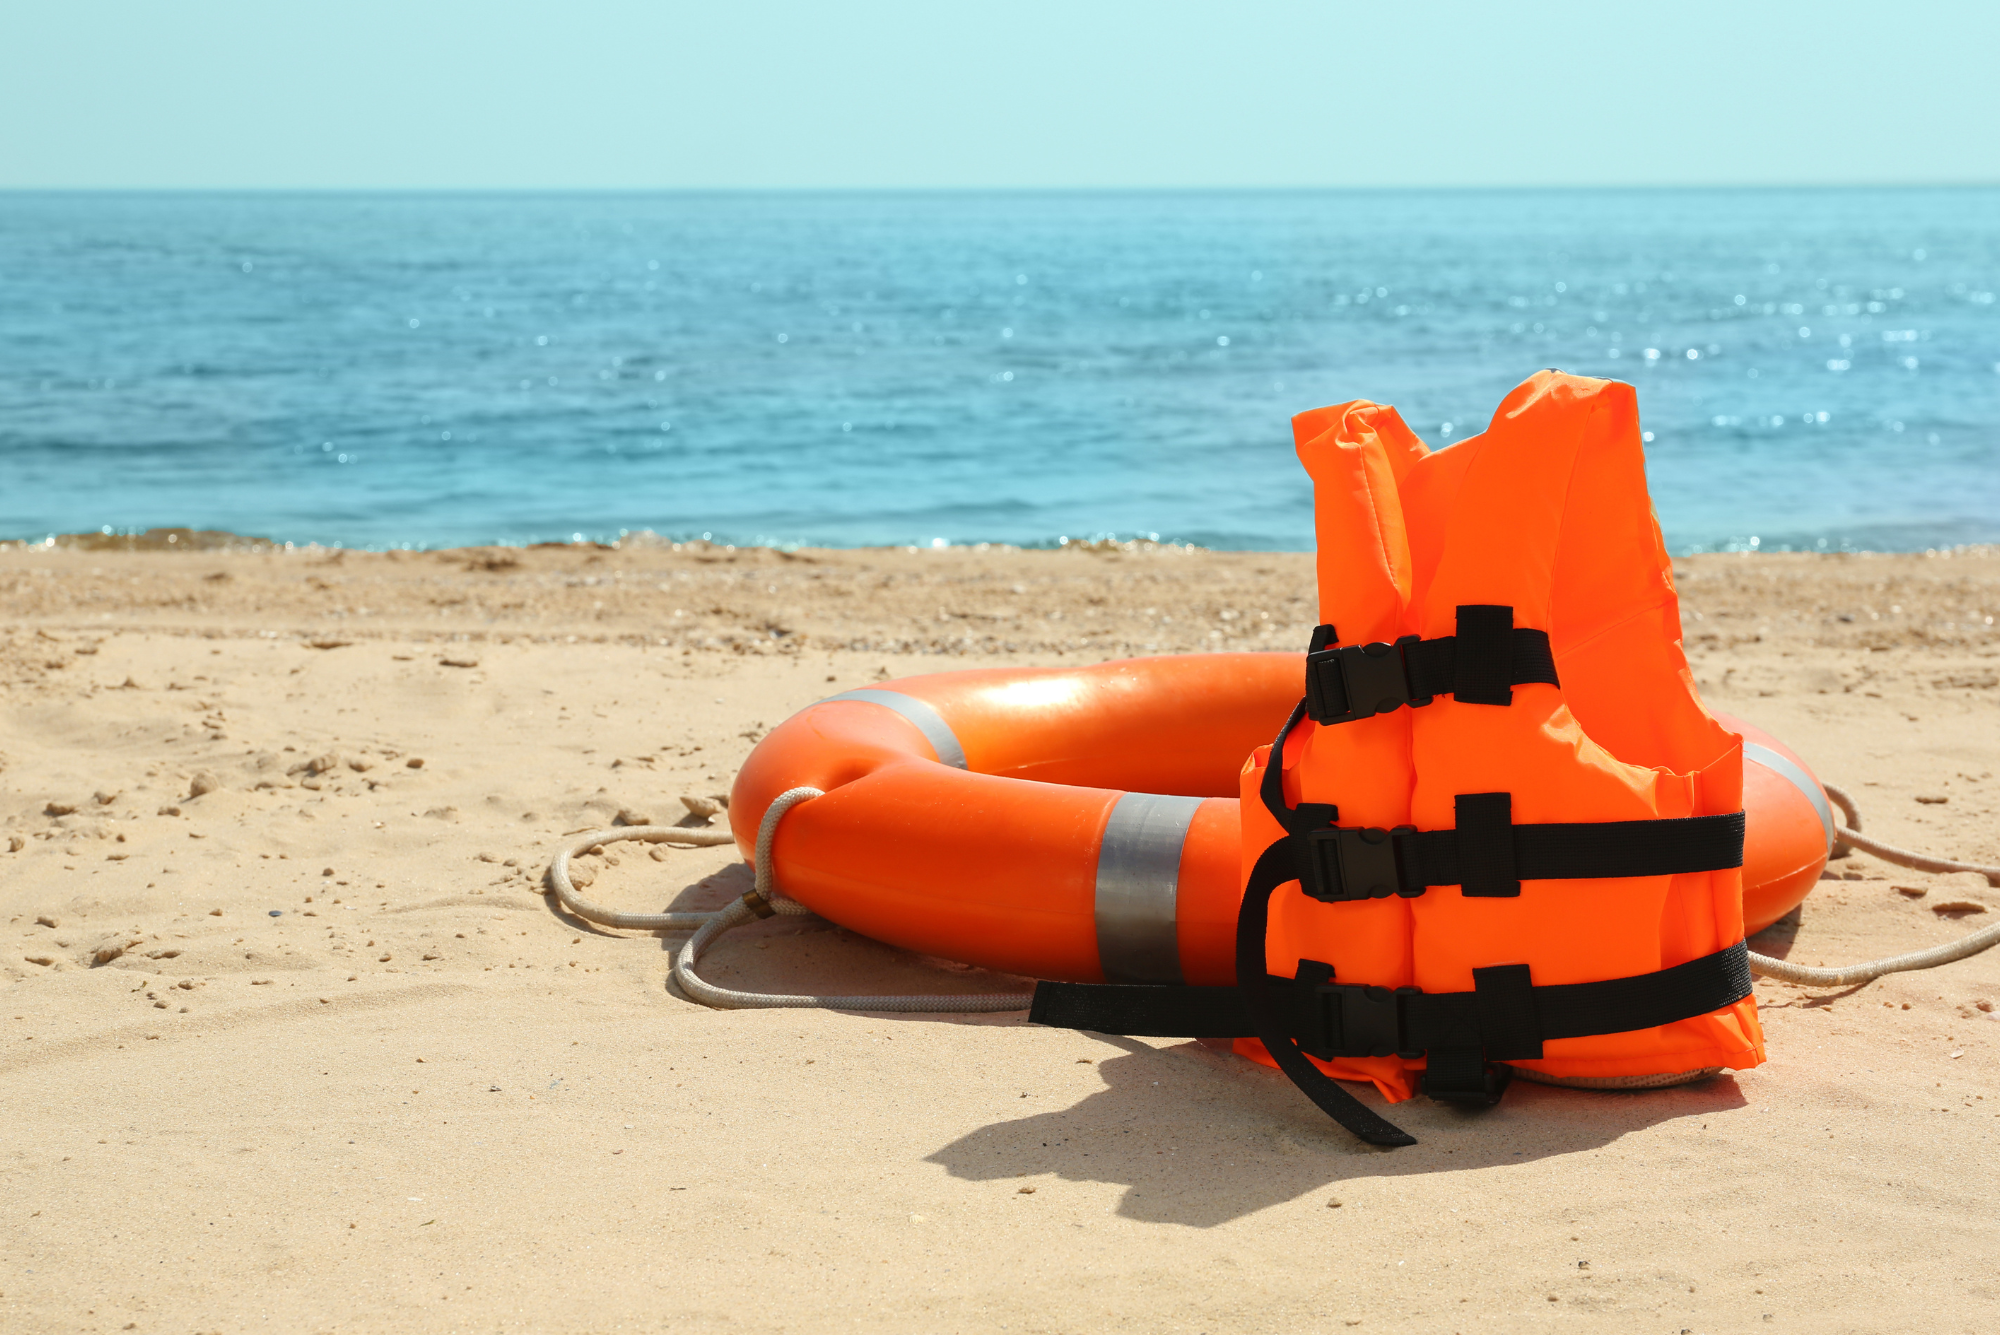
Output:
(1240, 370), (1764, 1090)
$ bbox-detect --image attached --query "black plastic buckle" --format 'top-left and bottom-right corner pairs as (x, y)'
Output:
(1302, 825), (1419, 902)
(1419, 1057), (1514, 1106)
(1304, 636), (1428, 725)
(1295, 975), (1423, 1060)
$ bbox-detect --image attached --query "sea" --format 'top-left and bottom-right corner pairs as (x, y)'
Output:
(3, 189), (1997, 554)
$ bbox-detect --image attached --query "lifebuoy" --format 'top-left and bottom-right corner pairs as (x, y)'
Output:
(1730, 716), (1836, 934)
(729, 654), (1831, 984)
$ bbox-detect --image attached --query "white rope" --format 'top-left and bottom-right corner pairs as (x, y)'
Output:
(548, 824), (737, 931)
(549, 778), (1998, 1001)
(548, 786), (1027, 1013)
(1748, 920), (2000, 988)
(1747, 781), (2000, 987)
(1820, 782), (2000, 884)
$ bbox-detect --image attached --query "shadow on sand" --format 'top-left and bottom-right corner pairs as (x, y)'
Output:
(557, 853), (1752, 1227)
(925, 1034), (1749, 1228)
(1747, 901), (1806, 960)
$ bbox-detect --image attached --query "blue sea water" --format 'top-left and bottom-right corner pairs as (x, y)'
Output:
(3, 189), (1997, 553)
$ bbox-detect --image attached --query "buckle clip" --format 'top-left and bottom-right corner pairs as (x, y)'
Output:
(1303, 825), (1418, 902)
(1304, 636), (1427, 725)
(1294, 973), (1423, 1060)
(1420, 1058), (1514, 1106)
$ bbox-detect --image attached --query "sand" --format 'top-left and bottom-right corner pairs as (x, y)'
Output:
(3, 538), (1998, 1334)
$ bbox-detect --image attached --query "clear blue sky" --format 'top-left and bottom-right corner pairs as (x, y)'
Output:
(3, 0), (1995, 189)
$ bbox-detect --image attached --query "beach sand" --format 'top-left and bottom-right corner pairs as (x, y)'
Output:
(3, 539), (1998, 1333)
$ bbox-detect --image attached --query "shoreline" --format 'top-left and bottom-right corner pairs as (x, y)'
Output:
(2, 539), (1995, 660)
(8, 525), (1996, 561)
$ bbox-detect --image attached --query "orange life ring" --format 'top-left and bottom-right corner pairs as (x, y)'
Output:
(730, 654), (1830, 983)
(1729, 715), (1837, 934)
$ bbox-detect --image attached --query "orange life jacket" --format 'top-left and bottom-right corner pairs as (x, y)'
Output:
(1227, 370), (1761, 1142)
(1030, 370), (1762, 1147)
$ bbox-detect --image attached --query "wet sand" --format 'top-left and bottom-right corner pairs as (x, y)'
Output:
(2, 540), (1997, 1333)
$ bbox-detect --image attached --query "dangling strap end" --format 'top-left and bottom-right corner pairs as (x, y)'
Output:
(1238, 804), (1417, 1148)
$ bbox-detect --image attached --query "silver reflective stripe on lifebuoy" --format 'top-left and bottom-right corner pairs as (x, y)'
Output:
(1094, 792), (1205, 986)
(818, 689), (968, 770)
(1744, 741), (1835, 853)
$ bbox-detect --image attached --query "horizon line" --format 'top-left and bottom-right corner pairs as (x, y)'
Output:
(5, 181), (2000, 196)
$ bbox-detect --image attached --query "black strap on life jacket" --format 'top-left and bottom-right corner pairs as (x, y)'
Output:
(1255, 700), (1746, 903)
(1230, 828), (1422, 1144)
(1029, 939), (1755, 1085)
(1306, 604), (1560, 724)
(1285, 795), (1747, 902)
(1030, 696), (1753, 1146)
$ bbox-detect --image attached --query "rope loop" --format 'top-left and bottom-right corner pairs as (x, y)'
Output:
(547, 823), (736, 932)
(1746, 781), (2000, 987)
(543, 787), (1027, 1014)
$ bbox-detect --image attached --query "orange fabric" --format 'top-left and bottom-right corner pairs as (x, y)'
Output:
(1241, 371), (1765, 1086)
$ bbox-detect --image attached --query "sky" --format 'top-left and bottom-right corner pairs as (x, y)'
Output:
(2, 0), (1996, 190)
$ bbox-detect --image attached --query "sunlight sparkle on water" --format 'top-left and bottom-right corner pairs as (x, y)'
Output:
(4, 189), (1995, 554)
